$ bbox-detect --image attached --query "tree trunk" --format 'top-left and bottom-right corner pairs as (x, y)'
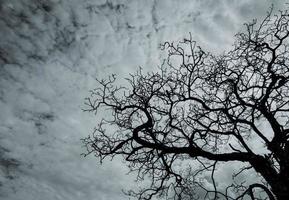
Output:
(250, 155), (289, 199)
(271, 178), (289, 200)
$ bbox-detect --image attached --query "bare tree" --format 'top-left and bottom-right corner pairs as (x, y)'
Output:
(83, 7), (289, 200)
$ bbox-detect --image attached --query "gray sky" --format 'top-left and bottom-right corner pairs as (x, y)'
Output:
(0, 0), (287, 199)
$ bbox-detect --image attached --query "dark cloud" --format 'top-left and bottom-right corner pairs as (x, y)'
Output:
(0, 0), (287, 199)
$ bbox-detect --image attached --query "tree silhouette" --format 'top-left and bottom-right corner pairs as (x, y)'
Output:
(83, 7), (289, 200)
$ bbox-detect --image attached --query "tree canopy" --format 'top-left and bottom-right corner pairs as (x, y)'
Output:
(83, 7), (289, 200)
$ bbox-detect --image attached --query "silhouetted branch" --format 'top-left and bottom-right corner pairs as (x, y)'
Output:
(84, 6), (289, 200)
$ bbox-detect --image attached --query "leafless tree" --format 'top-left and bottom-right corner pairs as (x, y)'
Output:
(83, 7), (289, 200)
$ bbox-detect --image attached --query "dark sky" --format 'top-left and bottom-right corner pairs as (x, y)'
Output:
(0, 0), (287, 199)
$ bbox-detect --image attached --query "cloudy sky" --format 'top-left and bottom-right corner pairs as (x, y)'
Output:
(0, 0), (287, 200)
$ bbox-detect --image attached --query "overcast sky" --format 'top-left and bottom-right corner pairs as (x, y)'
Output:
(0, 0), (287, 200)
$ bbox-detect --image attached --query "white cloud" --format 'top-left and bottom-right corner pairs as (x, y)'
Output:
(0, 0), (287, 199)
